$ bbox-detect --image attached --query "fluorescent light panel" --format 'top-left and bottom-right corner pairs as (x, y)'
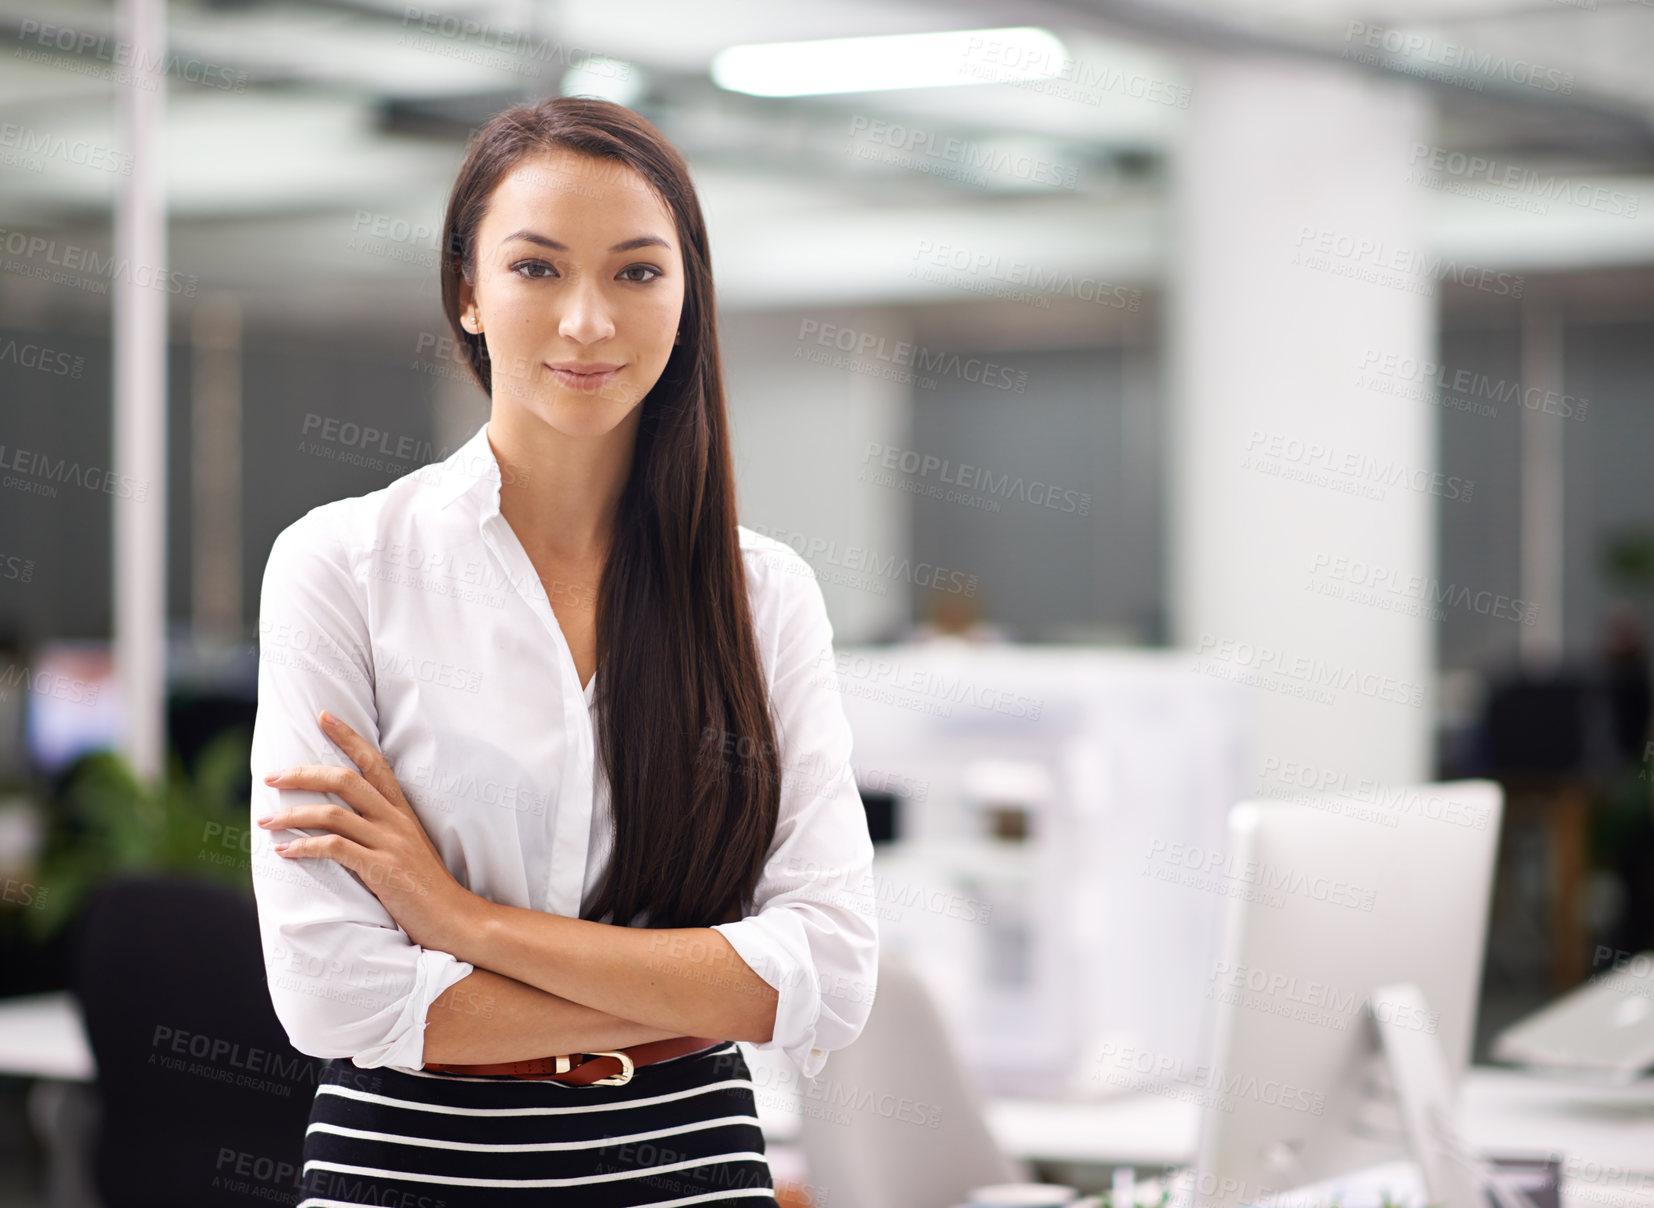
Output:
(711, 26), (1069, 97)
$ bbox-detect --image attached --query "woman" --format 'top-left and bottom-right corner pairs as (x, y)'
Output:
(248, 96), (879, 1207)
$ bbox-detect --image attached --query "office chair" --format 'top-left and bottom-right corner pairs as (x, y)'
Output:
(68, 875), (322, 1208)
(798, 949), (1035, 1208)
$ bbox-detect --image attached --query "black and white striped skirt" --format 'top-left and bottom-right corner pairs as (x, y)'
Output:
(297, 1040), (779, 1207)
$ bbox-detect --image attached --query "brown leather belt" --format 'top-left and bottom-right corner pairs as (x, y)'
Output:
(423, 1035), (723, 1087)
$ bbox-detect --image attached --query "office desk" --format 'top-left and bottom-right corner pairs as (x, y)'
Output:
(737, 1039), (1654, 1179)
(7, 992), (1652, 1188)
(983, 1069), (1654, 1174)
(988, 1078), (1654, 1208)
(1457, 1067), (1654, 1173)
(983, 1091), (1199, 1167)
(0, 992), (91, 1081)
(1159, 1158), (1654, 1208)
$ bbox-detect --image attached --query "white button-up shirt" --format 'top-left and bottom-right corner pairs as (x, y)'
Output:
(249, 419), (877, 1079)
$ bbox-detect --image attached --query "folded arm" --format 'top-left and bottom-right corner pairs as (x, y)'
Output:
(421, 967), (685, 1065)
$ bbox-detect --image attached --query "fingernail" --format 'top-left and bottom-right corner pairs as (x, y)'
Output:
(320, 711), (337, 726)
(264, 772), (283, 785)
(256, 814), (275, 826)
(273, 841), (290, 853)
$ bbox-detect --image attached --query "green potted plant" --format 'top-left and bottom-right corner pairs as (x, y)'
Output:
(22, 726), (255, 947)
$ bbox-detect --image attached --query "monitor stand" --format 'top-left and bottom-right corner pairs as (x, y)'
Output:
(1371, 984), (1540, 1208)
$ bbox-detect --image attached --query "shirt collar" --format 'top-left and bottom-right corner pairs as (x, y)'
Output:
(423, 418), (503, 520)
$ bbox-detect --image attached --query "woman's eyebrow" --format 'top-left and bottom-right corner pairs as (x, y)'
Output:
(501, 230), (671, 253)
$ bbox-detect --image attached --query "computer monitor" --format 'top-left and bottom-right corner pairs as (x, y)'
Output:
(22, 640), (125, 777)
(1491, 950), (1654, 1082)
(1191, 780), (1505, 1208)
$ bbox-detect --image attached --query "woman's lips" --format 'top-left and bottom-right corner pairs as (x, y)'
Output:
(549, 365), (621, 391)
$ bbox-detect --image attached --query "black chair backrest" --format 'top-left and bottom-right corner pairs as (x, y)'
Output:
(1484, 672), (1597, 775)
(68, 875), (322, 1208)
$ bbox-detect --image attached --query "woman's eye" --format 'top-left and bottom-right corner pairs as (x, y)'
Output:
(619, 264), (662, 283)
(512, 260), (555, 279)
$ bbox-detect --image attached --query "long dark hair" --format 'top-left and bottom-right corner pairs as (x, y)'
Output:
(439, 97), (780, 930)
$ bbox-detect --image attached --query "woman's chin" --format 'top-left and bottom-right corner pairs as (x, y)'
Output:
(536, 396), (640, 439)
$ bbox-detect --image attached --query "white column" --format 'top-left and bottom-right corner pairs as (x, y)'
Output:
(113, 0), (168, 783)
(1167, 54), (1436, 785)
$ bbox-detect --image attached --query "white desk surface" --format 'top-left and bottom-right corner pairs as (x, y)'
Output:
(1146, 1156), (1654, 1208)
(1458, 1066), (1654, 1172)
(983, 1089), (1200, 1167)
(982, 1068), (1654, 1173)
(6, 992), (1651, 1181)
(0, 992), (91, 1081)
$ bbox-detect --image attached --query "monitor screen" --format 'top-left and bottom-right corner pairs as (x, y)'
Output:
(23, 641), (124, 776)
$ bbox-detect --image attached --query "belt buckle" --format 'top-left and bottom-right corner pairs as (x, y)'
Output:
(579, 1050), (634, 1086)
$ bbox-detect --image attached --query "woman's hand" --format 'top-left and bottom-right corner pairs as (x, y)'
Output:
(257, 710), (477, 954)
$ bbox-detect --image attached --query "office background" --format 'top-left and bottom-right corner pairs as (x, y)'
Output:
(2, 0), (1654, 1205)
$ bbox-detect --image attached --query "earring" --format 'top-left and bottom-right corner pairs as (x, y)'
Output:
(673, 329), (682, 345)
(466, 310), (483, 334)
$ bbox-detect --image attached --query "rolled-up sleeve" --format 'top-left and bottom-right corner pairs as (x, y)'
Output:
(712, 547), (879, 1080)
(250, 507), (475, 1071)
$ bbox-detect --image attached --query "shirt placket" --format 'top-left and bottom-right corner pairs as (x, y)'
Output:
(479, 512), (595, 920)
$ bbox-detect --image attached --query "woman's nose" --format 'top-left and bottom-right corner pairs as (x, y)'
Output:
(558, 278), (615, 343)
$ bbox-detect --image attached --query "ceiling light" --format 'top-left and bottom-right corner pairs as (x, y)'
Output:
(711, 27), (1069, 97)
